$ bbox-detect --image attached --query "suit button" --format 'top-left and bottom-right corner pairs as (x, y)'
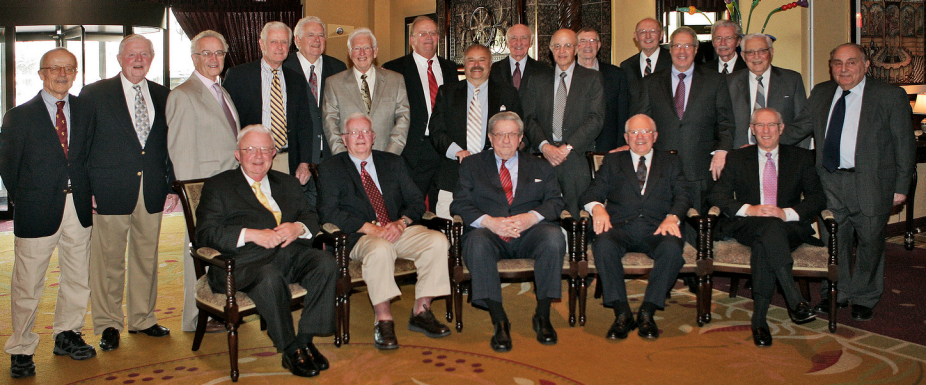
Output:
(141, 151), (145, 155)
(137, 172), (142, 176)
(63, 189), (67, 193)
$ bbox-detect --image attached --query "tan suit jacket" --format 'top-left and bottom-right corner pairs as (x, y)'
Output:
(166, 74), (240, 180)
(322, 67), (410, 155)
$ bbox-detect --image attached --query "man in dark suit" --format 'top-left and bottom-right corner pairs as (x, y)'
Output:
(782, 43), (915, 321)
(195, 125), (337, 377)
(383, 16), (460, 213)
(1, 48), (95, 378)
(705, 20), (746, 75)
(451, 112), (566, 352)
(709, 108), (822, 347)
(620, 18), (670, 104)
(224, 21), (313, 185)
(576, 27), (631, 152)
(282, 16), (348, 165)
(317, 114), (451, 350)
(429, 44), (522, 218)
(523, 28), (605, 218)
(80, 35), (177, 350)
(581, 114), (691, 340)
(490, 23), (550, 98)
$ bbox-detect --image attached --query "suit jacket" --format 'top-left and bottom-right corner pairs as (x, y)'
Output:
(80, 75), (174, 215)
(490, 55), (550, 100)
(638, 64), (735, 183)
(166, 74), (240, 181)
(782, 77), (915, 217)
(316, 151), (424, 248)
(597, 62), (632, 151)
(322, 67), (411, 155)
(195, 169), (320, 290)
(222, 59), (313, 174)
(282, 53), (348, 164)
(728, 66), (808, 148)
(580, 151), (690, 227)
(450, 150), (564, 231)
(620, 47), (671, 104)
(706, 54), (747, 74)
(0, 92), (93, 237)
(429, 79), (523, 192)
(523, 64), (605, 154)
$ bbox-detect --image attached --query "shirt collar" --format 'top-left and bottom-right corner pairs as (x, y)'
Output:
(752, 66), (772, 81)
(720, 53), (739, 67)
(41, 89), (68, 104)
(260, 57), (282, 72)
(494, 150), (519, 165)
(348, 152), (373, 166)
(642, 48), (660, 61)
(671, 64), (694, 78)
(241, 167), (266, 185)
(120, 72), (147, 88)
(555, 61), (577, 79)
(412, 51), (435, 67)
(297, 51), (322, 67)
(630, 148), (654, 164)
(509, 55), (529, 69)
(758, 145), (779, 159)
(467, 79), (489, 93)
(193, 70), (218, 89)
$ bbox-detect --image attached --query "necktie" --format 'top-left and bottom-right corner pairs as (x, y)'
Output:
(252, 181), (281, 225)
(269, 69), (287, 150)
(309, 64), (318, 102)
(674, 73), (687, 119)
(552, 72), (567, 141)
(644, 58), (652, 76)
(499, 159), (514, 242)
(823, 90), (851, 172)
(513, 62), (522, 89)
(722, 63), (729, 74)
(466, 88), (483, 153)
(360, 161), (391, 225)
(762, 153), (777, 206)
(636, 155), (647, 193)
(214, 83), (238, 136)
(133, 84), (151, 147)
(427, 59), (438, 110)
(361, 74), (372, 114)
(754, 75), (766, 110)
(55, 101), (68, 158)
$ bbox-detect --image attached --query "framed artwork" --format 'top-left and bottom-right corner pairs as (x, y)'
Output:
(854, 0), (925, 85)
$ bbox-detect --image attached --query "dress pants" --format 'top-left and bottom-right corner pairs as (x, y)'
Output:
(552, 152), (591, 219)
(5, 194), (92, 355)
(349, 225), (451, 306)
(409, 140), (442, 213)
(180, 232), (198, 332)
(461, 223), (566, 308)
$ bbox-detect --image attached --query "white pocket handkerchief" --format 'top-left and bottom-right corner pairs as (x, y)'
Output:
(534, 179), (542, 182)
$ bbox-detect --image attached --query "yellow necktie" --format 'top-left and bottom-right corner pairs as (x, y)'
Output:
(252, 181), (281, 225)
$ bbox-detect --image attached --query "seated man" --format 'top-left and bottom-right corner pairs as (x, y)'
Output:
(451, 112), (566, 352)
(195, 125), (337, 377)
(708, 107), (821, 347)
(316, 113), (451, 350)
(581, 114), (690, 340)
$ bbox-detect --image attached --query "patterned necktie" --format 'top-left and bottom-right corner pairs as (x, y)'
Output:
(674, 73), (687, 119)
(499, 159), (514, 242)
(309, 64), (318, 102)
(513, 62), (522, 89)
(427, 59), (438, 109)
(361, 74), (372, 114)
(55, 101), (68, 158)
(722, 63), (729, 74)
(466, 88), (483, 153)
(823, 90), (851, 172)
(644, 58), (652, 76)
(252, 181), (281, 225)
(360, 161), (391, 226)
(552, 72), (568, 141)
(762, 153), (777, 206)
(636, 155), (647, 193)
(269, 69), (287, 150)
(214, 83), (238, 136)
(754, 75), (766, 110)
(133, 84), (151, 147)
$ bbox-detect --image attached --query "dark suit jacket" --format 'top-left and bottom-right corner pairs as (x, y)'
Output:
(490, 56), (550, 100)
(706, 54), (747, 74)
(223, 59), (313, 173)
(195, 169), (320, 290)
(728, 66), (808, 148)
(523, 64), (605, 154)
(0, 92), (93, 237)
(80, 76), (174, 215)
(580, 151), (690, 227)
(620, 47), (671, 104)
(428, 79), (523, 191)
(597, 62), (632, 151)
(451, 150), (564, 231)
(282, 53), (348, 164)
(316, 151), (425, 248)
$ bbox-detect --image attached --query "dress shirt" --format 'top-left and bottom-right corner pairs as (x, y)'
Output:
(352, 67), (376, 97)
(638, 49), (662, 77)
(412, 51), (444, 119)
(733, 146), (799, 222)
(717, 53), (740, 73)
(194, 70), (234, 111)
(120, 72), (154, 129)
(825, 77), (865, 169)
(41, 90), (70, 144)
(471, 151), (544, 228)
(236, 168), (312, 247)
(260, 58), (288, 147)
(583, 148), (653, 214)
(583, 58), (601, 71)
(747, 66), (773, 114)
(348, 152), (383, 192)
(670, 65), (695, 114)
(445, 80), (489, 159)
(296, 52), (324, 107)
(509, 56), (529, 77)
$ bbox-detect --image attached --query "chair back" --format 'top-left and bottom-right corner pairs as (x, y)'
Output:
(585, 152), (608, 179)
(172, 178), (209, 249)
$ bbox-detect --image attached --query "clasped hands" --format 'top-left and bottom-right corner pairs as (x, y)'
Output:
(483, 213), (540, 239)
(360, 219), (408, 243)
(591, 205), (681, 238)
(744, 204), (787, 221)
(246, 222), (305, 249)
(541, 144), (571, 167)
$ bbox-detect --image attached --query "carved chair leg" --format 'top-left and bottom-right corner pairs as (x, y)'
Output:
(334, 296), (344, 347)
(578, 275), (588, 327)
(454, 281), (464, 332)
(568, 277), (577, 327)
(445, 293), (453, 323)
(227, 324), (239, 382)
(343, 294), (352, 345)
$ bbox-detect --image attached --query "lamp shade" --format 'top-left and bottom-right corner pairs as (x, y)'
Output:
(915, 94), (926, 115)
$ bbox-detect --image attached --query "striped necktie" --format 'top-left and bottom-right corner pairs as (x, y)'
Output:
(269, 69), (287, 150)
(466, 88), (483, 153)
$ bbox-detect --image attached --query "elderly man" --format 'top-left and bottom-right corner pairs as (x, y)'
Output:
(224, 22), (313, 183)
(581, 114), (690, 340)
(451, 112), (566, 352)
(576, 27), (631, 152)
(80, 34), (177, 351)
(1, 48), (95, 378)
(522, 28), (605, 218)
(429, 44), (522, 218)
(167, 29), (240, 334)
(620, 18), (670, 101)
(323, 28), (410, 155)
(317, 114), (450, 350)
(490, 23), (550, 98)
(783, 43), (915, 321)
(706, 20), (746, 74)
(195, 125), (337, 377)
(709, 108), (822, 346)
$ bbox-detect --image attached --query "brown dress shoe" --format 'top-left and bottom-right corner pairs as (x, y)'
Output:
(373, 321), (399, 350)
(408, 306), (451, 338)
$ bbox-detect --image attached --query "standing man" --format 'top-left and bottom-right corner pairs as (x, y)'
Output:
(783, 43), (915, 321)
(1, 48), (95, 378)
(706, 20), (746, 74)
(620, 18), (671, 102)
(522, 28), (605, 218)
(81, 34), (177, 351)
(490, 23), (550, 98)
(576, 27), (632, 152)
(323, 28), (410, 155)
(167, 30), (240, 334)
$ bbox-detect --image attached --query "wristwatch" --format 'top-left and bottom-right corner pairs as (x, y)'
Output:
(402, 217), (412, 226)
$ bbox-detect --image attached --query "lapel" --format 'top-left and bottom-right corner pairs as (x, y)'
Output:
(369, 67), (388, 113)
(814, 81), (839, 150)
(234, 169), (273, 215)
(746, 147), (762, 202)
(775, 146), (794, 201)
(320, 55), (333, 96)
(642, 152), (662, 200)
(856, 78), (877, 152)
(511, 154), (533, 206)
(629, 53), (643, 79)
(402, 55), (426, 107)
(496, 58), (512, 83)
(767, 67), (785, 110)
(480, 152), (506, 201)
(658, 70), (678, 119)
(344, 70), (368, 111)
(189, 75), (226, 119)
(563, 67), (585, 117)
(372, 152), (399, 217)
(26, 93), (69, 162)
(107, 75), (145, 150)
(623, 152), (644, 198)
(684, 67), (707, 121)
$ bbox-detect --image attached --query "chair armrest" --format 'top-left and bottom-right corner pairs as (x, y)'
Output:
(192, 247), (231, 268)
(421, 211), (453, 235)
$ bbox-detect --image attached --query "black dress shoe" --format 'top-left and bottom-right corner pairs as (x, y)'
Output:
(606, 312), (637, 340)
(789, 302), (817, 324)
(531, 314), (557, 345)
(128, 324), (170, 337)
(281, 348), (319, 377)
(813, 300), (848, 314)
(10, 354), (35, 378)
(305, 342), (329, 371)
(851, 305), (874, 321)
(99, 327), (120, 351)
(408, 306), (451, 338)
(53, 331), (97, 360)
(373, 321), (399, 350)
(490, 320), (512, 352)
(636, 311), (659, 339)
(682, 276), (698, 294)
(752, 326), (773, 347)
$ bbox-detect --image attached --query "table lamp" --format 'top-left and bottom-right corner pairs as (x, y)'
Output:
(914, 94), (926, 140)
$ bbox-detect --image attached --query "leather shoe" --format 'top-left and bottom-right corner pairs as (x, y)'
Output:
(490, 320), (512, 352)
(813, 299), (848, 314)
(128, 324), (170, 337)
(305, 342), (329, 371)
(53, 330), (97, 360)
(752, 326), (773, 347)
(99, 327), (120, 351)
(408, 306), (451, 338)
(373, 321), (399, 350)
(636, 311), (659, 339)
(789, 302), (817, 324)
(531, 314), (557, 345)
(281, 348), (319, 377)
(10, 354), (35, 378)
(682, 276), (698, 294)
(851, 305), (874, 321)
(606, 312), (637, 340)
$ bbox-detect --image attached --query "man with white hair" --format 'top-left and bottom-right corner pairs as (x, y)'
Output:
(706, 19), (746, 74)
(490, 23), (550, 98)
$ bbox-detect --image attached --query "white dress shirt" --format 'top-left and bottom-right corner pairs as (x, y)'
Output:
(638, 49), (662, 77)
(352, 66), (376, 97)
(348, 153), (383, 191)
(509, 56), (529, 77)
(748, 66), (773, 114)
(120, 72), (154, 130)
(718, 53), (740, 73)
(734, 146), (799, 222)
(825, 77), (865, 169)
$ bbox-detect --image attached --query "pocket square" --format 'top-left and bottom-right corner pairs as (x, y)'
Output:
(784, 95), (791, 98)
(534, 179), (542, 182)
(500, 105), (507, 111)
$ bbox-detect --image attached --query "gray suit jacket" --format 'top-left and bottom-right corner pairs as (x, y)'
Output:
(728, 66), (808, 148)
(166, 74), (240, 181)
(322, 67), (410, 155)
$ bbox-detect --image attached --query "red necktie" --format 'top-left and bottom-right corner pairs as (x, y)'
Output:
(360, 161), (391, 226)
(512, 62), (522, 90)
(427, 59), (438, 109)
(55, 101), (68, 158)
(309, 64), (318, 102)
(499, 159), (514, 242)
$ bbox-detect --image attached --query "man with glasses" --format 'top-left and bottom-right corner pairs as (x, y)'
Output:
(451, 112), (566, 352)
(620, 18), (670, 102)
(706, 20), (746, 74)
(317, 114), (451, 350)
(576, 27), (632, 152)
(490, 23), (550, 99)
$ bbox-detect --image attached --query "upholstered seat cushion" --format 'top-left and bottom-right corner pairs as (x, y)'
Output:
(459, 253), (572, 275)
(711, 240), (829, 271)
(194, 276), (307, 312)
(585, 243), (698, 270)
(348, 258), (418, 284)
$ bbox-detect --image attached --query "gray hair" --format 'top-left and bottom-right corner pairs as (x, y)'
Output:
(295, 16), (326, 38)
(740, 33), (774, 51)
(711, 19), (742, 38)
(190, 30), (229, 54)
(488, 112), (524, 135)
(237, 124), (272, 144)
(260, 21), (292, 44)
(670, 26), (698, 45)
(348, 28), (378, 50)
(118, 34), (154, 57)
(829, 43), (868, 62)
(39, 47), (77, 69)
(408, 16), (437, 37)
(342, 112), (372, 134)
(750, 107), (783, 124)
(624, 113), (657, 133)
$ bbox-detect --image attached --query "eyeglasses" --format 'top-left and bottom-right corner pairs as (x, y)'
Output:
(670, 44), (696, 50)
(415, 31), (438, 38)
(635, 29), (660, 36)
(301, 33), (325, 39)
(743, 48), (771, 57)
(124, 52), (152, 60)
(712, 36), (739, 43)
(41, 66), (78, 74)
(351, 46), (374, 53)
(346, 130), (373, 137)
(550, 43), (576, 50)
(626, 129), (655, 136)
(578, 38), (599, 45)
(750, 123), (781, 129)
(193, 50), (227, 58)
(238, 146), (276, 155)
(490, 132), (521, 140)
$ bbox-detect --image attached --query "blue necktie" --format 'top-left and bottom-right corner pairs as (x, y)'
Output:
(823, 90), (851, 173)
